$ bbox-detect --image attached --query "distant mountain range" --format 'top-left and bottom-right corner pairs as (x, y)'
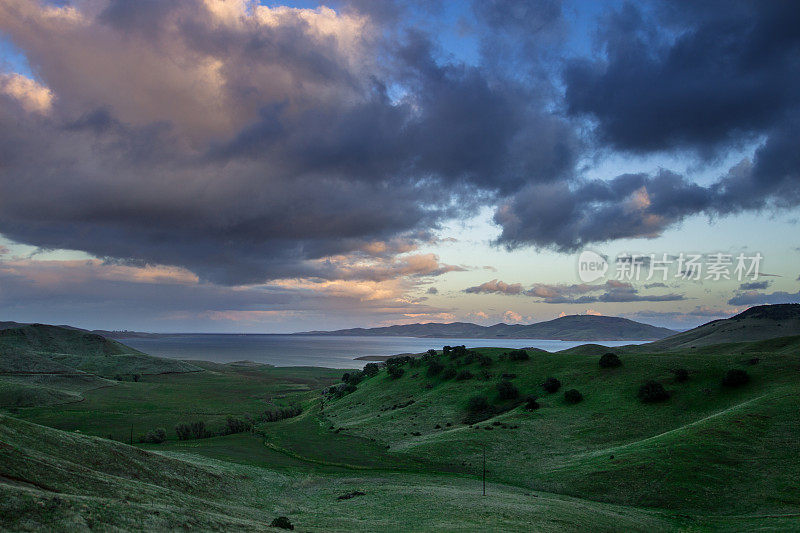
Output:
(298, 314), (677, 341)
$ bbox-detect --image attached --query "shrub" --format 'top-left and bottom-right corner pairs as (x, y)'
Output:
(441, 367), (457, 380)
(455, 370), (473, 381)
(362, 363), (381, 377)
(452, 345), (468, 357)
(222, 417), (253, 435)
(139, 427), (167, 444)
(542, 377), (561, 393)
(496, 380), (519, 400)
(467, 395), (489, 413)
(564, 389), (583, 404)
(722, 368), (750, 387)
(427, 349), (438, 357)
(599, 352), (622, 368)
(671, 368), (689, 383)
(426, 361), (444, 377)
(524, 395), (540, 410)
(386, 355), (412, 367)
(638, 381), (670, 403)
(507, 349), (529, 361)
(387, 366), (405, 379)
(270, 516), (294, 530)
(175, 420), (211, 440)
(259, 405), (302, 422)
(443, 345), (452, 357)
(477, 354), (493, 367)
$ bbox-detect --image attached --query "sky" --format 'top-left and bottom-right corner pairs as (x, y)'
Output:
(0, 0), (798, 333)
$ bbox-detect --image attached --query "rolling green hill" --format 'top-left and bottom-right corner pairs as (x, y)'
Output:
(0, 413), (692, 531)
(0, 324), (200, 409)
(0, 324), (200, 377)
(635, 303), (800, 352)
(323, 340), (800, 519)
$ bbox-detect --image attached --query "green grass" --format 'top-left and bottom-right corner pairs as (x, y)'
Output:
(323, 345), (800, 516)
(12, 361), (342, 442)
(3, 333), (800, 530)
(1, 414), (694, 532)
(0, 324), (199, 377)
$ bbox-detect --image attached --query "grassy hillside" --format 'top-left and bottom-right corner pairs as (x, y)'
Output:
(637, 303), (800, 351)
(1, 413), (694, 532)
(323, 342), (800, 517)
(0, 324), (200, 378)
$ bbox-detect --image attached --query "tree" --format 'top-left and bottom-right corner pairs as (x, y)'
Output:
(542, 377), (561, 393)
(455, 370), (473, 381)
(427, 361), (444, 376)
(638, 381), (670, 403)
(496, 380), (519, 400)
(524, 395), (540, 410)
(270, 516), (294, 530)
(564, 389), (583, 404)
(599, 352), (622, 368)
(387, 366), (404, 379)
(467, 395), (489, 413)
(722, 369), (750, 387)
(671, 368), (689, 383)
(507, 349), (529, 361)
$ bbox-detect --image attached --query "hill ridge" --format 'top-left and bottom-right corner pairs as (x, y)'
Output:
(298, 314), (676, 341)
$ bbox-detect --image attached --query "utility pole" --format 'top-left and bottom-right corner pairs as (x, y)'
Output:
(482, 444), (486, 496)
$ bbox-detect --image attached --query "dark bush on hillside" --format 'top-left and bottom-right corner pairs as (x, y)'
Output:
(671, 368), (689, 383)
(722, 368), (750, 387)
(525, 395), (540, 410)
(259, 405), (302, 422)
(599, 353), (622, 368)
(638, 381), (670, 403)
(386, 355), (412, 367)
(496, 380), (519, 400)
(478, 370), (493, 381)
(175, 420), (212, 440)
(222, 417), (253, 435)
(270, 516), (294, 530)
(388, 366), (405, 379)
(342, 371), (364, 385)
(139, 427), (167, 444)
(746, 357), (760, 366)
(467, 395), (489, 413)
(114, 373), (141, 382)
(542, 377), (561, 393)
(443, 345), (452, 357)
(427, 361), (444, 376)
(564, 389), (583, 404)
(427, 349), (437, 357)
(362, 363), (381, 377)
(453, 345), (468, 357)
(441, 367), (457, 380)
(477, 354), (493, 367)
(455, 370), (473, 381)
(507, 349), (529, 361)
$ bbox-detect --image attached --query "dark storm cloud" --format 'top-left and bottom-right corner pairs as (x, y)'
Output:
(1, 0), (799, 280)
(0, 0), (576, 284)
(563, 1), (800, 154)
(495, 1), (800, 251)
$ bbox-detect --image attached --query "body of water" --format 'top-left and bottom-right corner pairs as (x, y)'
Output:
(121, 334), (647, 369)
